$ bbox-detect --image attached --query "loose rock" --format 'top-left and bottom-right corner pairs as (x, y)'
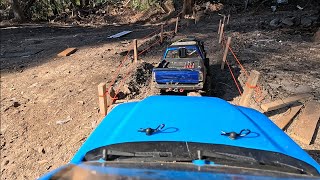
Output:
(281, 17), (295, 26)
(77, 101), (85, 105)
(13, 102), (21, 108)
(56, 116), (72, 125)
(300, 17), (313, 27)
(2, 160), (9, 166)
(270, 18), (280, 27)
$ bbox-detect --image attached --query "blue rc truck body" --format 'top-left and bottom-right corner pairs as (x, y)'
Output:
(39, 96), (320, 179)
(152, 38), (209, 92)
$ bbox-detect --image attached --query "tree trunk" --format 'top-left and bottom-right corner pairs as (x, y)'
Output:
(11, 0), (25, 21)
(182, 0), (194, 16)
(23, 0), (36, 19)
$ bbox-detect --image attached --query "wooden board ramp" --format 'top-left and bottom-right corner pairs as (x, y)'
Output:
(273, 105), (303, 130)
(57, 48), (77, 57)
(291, 101), (320, 145)
(107, 31), (132, 38)
(261, 93), (312, 112)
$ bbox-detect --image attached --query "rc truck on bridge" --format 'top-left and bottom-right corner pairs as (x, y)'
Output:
(151, 37), (211, 94)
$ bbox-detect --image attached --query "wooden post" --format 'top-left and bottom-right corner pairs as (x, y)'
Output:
(98, 83), (107, 116)
(222, 15), (226, 25)
(175, 17), (179, 34)
(133, 39), (138, 63)
(218, 19), (222, 34)
(239, 70), (260, 107)
(218, 23), (224, 44)
(221, 37), (231, 70)
(160, 24), (164, 43)
(227, 14), (230, 24)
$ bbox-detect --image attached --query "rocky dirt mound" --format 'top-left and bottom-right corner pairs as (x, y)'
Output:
(119, 62), (154, 100)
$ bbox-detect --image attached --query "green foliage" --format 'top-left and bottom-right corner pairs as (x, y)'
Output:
(131, 0), (159, 11)
(0, 0), (10, 10)
(0, 0), (160, 21)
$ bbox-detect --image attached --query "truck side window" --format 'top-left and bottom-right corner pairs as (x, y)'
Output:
(186, 48), (200, 58)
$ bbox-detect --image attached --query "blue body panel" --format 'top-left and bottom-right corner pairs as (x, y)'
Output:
(153, 69), (200, 84)
(69, 96), (320, 173)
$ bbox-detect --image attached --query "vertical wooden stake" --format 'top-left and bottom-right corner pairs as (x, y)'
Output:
(221, 37), (231, 70)
(175, 17), (179, 34)
(222, 15), (226, 25)
(218, 23), (224, 44)
(218, 19), (222, 34)
(160, 24), (164, 43)
(133, 39), (138, 63)
(227, 14), (230, 24)
(239, 70), (260, 107)
(98, 83), (107, 116)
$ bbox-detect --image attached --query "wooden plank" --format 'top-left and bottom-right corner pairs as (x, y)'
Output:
(239, 70), (260, 107)
(261, 93), (312, 112)
(273, 105), (303, 130)
(57, 48), (77, 57)
(291, 101), (320, 145)
(107, 31), (132, 38)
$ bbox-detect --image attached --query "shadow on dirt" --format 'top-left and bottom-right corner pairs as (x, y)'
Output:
(305, 150), (320, 162)
(209, 63), (242, 101)
(0, 23), (173, 73)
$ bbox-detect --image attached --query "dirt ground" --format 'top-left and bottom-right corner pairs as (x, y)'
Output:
(1, 7), (320, 179)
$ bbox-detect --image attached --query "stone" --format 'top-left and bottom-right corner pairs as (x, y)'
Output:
(301, 17), (313, 27)
(270, 18), (280, 27)
(56, 116), (72, 125)
(314, 29), (320, 42)
(38, 160), (48, 164)
(281, 17), (295, 26)
(77, 101), (85, 105)
(2, 160), (9, 166)
(38, 147), (45, 154)
(13, 102), (21, 107)
(121, 84), (131, 95)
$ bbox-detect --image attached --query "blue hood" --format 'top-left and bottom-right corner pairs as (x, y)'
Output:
(70, 96), (320, 172)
